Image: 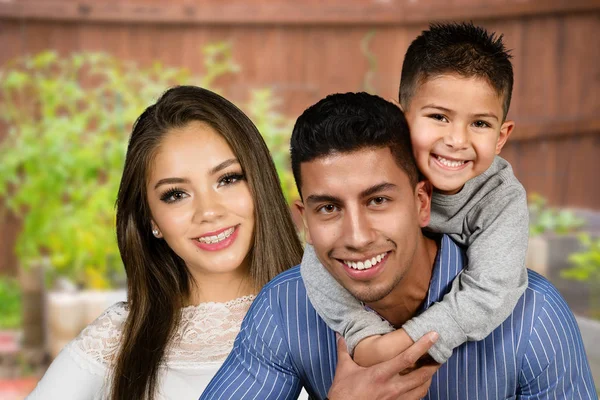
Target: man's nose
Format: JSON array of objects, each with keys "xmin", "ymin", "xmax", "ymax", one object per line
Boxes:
[{"xmin": 342, "ymin": 209, "xmax": 376, "ymax": 251}]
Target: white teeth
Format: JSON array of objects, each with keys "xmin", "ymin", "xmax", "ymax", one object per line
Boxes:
[
  {"xmin": 197, "ymin": 227, "xmax": 235, "ymax": 244},
  {"xmin": 343, "ymin": 252, "xmax": 387, "ymax": 271},
  {"xmin": 436, "ymin": 155, "xmax": 466, "ymax": 168}
]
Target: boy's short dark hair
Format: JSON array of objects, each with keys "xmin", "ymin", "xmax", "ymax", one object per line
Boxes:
[
  {"xmin": 290, "ymin": 92, "xmax": 419, "ymax": 198},
  {"xmin": 399, "ymin": 22, "xmax": 514, "ymax": 120}
]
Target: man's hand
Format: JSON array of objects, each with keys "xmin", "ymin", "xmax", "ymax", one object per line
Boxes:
[{"xmin": 328, "ymin": 332, "xmax": 440, "ymax": 400}]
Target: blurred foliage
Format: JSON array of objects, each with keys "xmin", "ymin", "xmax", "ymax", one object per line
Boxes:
[
  {"xmin": 246, "ymin": 89, "xmax": 298, "ymax": 203},
  {"xmin": 360, "ymin": 30, "xmax": 378, "ymax": 94},
  {"xmin": 0, "ymin": 276, "xmax": 21, "ymax": 329},
  {"xmin": 562, "ymin": 234, "xmax": 600, "ymax": 318},
  {"xmin": 528, "ymin": 193, "xmax": 585, "ymax": 237},
  {"xmin": 0, "ymin": 43, "xmax": 252, "ymax": 289}
]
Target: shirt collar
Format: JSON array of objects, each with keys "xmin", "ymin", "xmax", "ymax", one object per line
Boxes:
[{"xmin": 420, "ymin": 234, "xmax": 467, "ymax": 313}]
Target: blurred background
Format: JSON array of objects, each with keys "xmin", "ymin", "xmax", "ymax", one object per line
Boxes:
[{"xmin": 0, "ymin": 0, "xmax": 599, "ymax": 397}]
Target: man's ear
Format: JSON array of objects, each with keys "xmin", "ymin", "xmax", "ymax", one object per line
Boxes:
[
  {"xmin": 294, "ymin": 200, "xmax": 312, "ymax": 245},
  {"xmin": 390, "ymin": 98, "xmax": 403, "ymax": 111},
  {"xmin": 415, "ymin": 180, "xmax": 433, "ymax": 228},
  {"xmin": 496, "ymin": 120, "xmax": 515, "ymax": 154}
]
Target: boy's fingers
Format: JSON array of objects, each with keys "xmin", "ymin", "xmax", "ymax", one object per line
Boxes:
[
  {"xmin": 335, "ymin": 334, "xmax": 353, "ymax": 364},
  {"xmin": 381, "ymin": 331, "xmax": 438, "ymax": 377}
]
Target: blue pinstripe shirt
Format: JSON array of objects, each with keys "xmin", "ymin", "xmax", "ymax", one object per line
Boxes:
[{"xmin": 202, "ymin": 235, "xmax": 597, "ymax": 399}]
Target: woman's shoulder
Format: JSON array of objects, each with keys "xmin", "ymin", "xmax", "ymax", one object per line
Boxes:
[{"xmin": 67, "ymin": 302, "xmax": 129, "ymax": 370}]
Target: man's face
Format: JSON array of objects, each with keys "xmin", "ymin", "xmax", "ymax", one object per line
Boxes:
[{"xmin": 295, "ymin": 147, "xmax": 432, "ymax": 303}]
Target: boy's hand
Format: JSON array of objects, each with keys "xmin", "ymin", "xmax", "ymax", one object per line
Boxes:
[
  {"xmin": 354, "ymin": 328, "xmax": 415, "ymax": 367},
  {"xmin": 328, "ymin": 333, "xmax": 440, "ymax": 400}
]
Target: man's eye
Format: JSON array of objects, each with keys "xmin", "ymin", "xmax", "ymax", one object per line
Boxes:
[
  {"xmin": 370, "ymin": 197, "xmax": 387, "ymax": 206},
  {"xmin": 317, "ymin": 204, "xmax": 338, "ymax": 214}
]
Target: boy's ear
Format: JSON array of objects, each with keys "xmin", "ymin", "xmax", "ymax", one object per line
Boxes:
[
  {"xmin": 496, "ymin": 120, "xmax": 515, "ymax": 154},
  {"xmin": 293, "ymin": 200, "xmax": 312, "ymax": 244}
]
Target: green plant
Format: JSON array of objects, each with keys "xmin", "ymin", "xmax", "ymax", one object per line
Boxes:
[
  {"xmin": 0, "ymin": 44, "xmax": 238, "ymax": 289},
  {"xmin": 562, "ymin": 233, "xmax": 600, "ymax": 318},
  {"xmin": 245, "ymin": 89, "xmax": 297, "ymax": 203},
  {"xmin": 0, "ymin": 276, "xmax": 21, "ymax": 329},
  {"xmin": 528, "ymin": 193, "xmax": 585, "ymax": 237}
]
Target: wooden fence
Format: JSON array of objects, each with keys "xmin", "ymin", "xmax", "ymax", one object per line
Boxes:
[{"xmin": 0, "ymin": 0, "xmax": 599, "ymax": 273}]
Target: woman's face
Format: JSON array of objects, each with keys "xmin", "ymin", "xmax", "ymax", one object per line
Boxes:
[{"xmin": 146, "ymin": 121, "xmax": 255, "ymax": 279}]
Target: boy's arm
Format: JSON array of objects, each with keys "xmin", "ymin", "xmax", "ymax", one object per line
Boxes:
[
  {"xmin": 300, "ymin": 244, "xmax": 394, "ymax": 354},
  {"xmin": 201, "ymin": 293, "xmax": 302, "ymax": 400},
  {"xmin": 403, "ymin": 183, "xmax": 529, "ymax": 363}
]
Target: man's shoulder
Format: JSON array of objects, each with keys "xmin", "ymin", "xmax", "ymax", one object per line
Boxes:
[
  {"xmin": 522, "ymin": 269, "xmax": 577, "ymax": 326},
  {"xmin": 250, "ymin": 265, "xmax": 308, "ymax": 313}
]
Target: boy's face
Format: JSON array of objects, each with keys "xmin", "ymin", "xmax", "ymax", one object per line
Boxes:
[
  {"xmin": 404, "ymin": 74, "xmax": 514, "ymax": 194},
  {"xmin": 295, "ymin": 147, "xmax": 432, "ymax": 304}
]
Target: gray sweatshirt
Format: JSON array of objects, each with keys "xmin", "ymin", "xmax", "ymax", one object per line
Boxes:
[{"xmin": 300, "ymin": 156, "xmax": 529, "ymax": 363}]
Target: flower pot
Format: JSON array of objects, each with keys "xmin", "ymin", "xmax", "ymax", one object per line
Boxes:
[{"xmin": 46, "ymin": 289, "xmax": 126, "ymax": 359}]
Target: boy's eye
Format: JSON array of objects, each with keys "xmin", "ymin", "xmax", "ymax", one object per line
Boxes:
[
  {"xmin": 429, "ymin": 114, "xmax": 448, "ymax": 123},
  {"xmin": 160, "ymin": 188, "xmax": 188, "ymax": 204},
  {"xmin": 472, "ymin": 120, "xmax": 491, "ymax": 128},
  {"xmin": 317, "ymin": 204, "xmax": 338, "ymax": 214},
  {"xmin": 218, "ymin": 173, "xmax": 245, "ymax": 187}
]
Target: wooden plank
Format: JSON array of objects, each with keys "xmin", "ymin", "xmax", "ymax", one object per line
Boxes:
[
  {"xmin": 511, "ymin": 118, "xmax": 600, "ymax": 142},
  {"xmin": 0, "ymin": 0, "xmax": 599, "ymax": 25}
]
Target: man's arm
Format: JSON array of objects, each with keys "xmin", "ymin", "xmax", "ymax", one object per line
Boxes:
[
  {"xmin": 201, "ymin": 293, "xmax": 302, "ymax": 400},
  {"xmin": 329, "ymin": 333, "xmax": 441, "ymax": 400},
  {"xmin": 518, "ymin": 275, "xmax": 597, "ymax": 399}
]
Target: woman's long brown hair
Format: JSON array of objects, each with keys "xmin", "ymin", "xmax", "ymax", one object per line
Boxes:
[{"xmin": 112, "ymin": 86, "xmax": 303, "ymax": 399}]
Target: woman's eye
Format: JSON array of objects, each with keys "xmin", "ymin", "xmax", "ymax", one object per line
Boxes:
[
  {"xmin": 160, "ymin": 189, "xmax": 188, "ymax": 204},
  {"xmin": 218, "ymin": 173, "xmax": 244, "ymax": 187}
]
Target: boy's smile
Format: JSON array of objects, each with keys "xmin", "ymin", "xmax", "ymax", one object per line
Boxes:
[{"xmin": 404, "ymin": 74, "xmax": 514, "ymax": 195}]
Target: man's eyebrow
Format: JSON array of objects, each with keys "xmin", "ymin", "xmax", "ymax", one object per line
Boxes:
[
  {"xmin": 210, "ymin": 158, "xmax": 239, "ymax": 175},
  {"xmin": 154, "ymin": 177, "xmax": 190, "ymax": 189},
  {"xmin": 360, "ymin": 182, "xmax": 397, "ymax": 198},
  {"xmin": 305, "ymin": 194, "xmax": 342, "ymax": 206},
  {"xmin": 305, "ymin": 183, "xmax": 397, "ymax": 205}
]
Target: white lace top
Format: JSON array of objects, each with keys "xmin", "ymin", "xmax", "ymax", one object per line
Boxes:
[{"xmin": 27, "ymin": 296, "xmax": 256, "ymax": 400}]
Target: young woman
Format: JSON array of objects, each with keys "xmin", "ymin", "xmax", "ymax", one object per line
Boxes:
[{"xmin": 27, "ymin": 86, "xmax": 303, "ymax": 399}]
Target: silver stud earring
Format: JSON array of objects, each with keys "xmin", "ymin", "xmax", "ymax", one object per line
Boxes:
[{"xmin": 152, "ymin": 229, "xmax": 160, "ymax": 237}]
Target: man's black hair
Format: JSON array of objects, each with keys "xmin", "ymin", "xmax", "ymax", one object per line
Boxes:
[
  {"xmin": 399, "ymin": 22, "xmax": 514, "ymax": 119},
  {"xmin": 290, "ymin": 92, "xmax": 419, "ymax": 198}
]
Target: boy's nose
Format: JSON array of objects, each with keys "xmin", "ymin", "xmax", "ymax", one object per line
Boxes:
[{"xmin": 443, "ymin": 126, "xmax": 469, "ymax": 149}]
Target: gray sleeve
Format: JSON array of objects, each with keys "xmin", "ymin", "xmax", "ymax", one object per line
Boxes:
[
  {"xmin": 403, "ymin": 184, "xmax": 529, "ymax": 363},
  {"xmin": 300, "ymin": 244, "xmax": 393, "ymax": 354}
]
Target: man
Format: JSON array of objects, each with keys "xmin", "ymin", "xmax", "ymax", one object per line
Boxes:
[{"xmin": 201, "ymin": 93, "xmax": 596, "ymax": 399}]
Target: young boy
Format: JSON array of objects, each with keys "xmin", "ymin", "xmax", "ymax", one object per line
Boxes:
[{"xmin": 300, "ymin": 22, "xmax": 529, "ymax": 365}]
